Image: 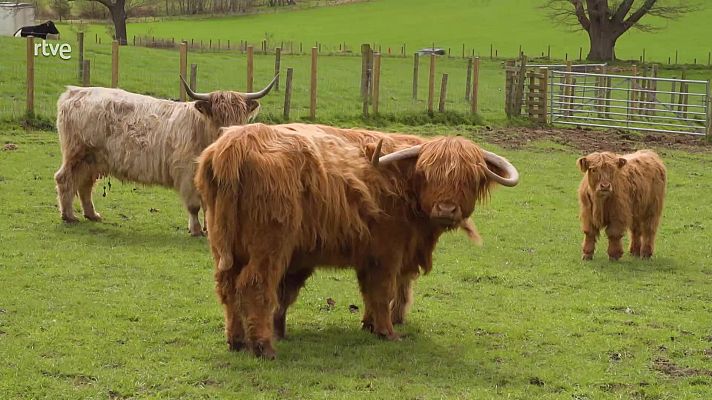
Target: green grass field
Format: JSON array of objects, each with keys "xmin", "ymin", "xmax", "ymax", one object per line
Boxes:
[
  {"xmin": 2, "ymin": 1, "xmax": 712, "ymax": 398},
  {"xmin": 1, "ymin": 123, "xmax": 711, "ymax": 399},
  {"xmin": 70, "ymin": 0, "xmax": 712, "ymax": 64}
]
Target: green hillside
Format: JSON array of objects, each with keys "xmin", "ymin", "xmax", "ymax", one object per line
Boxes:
[{"xmin": 70, "ymin": 0, "xmax": 712, "ymax": 63}]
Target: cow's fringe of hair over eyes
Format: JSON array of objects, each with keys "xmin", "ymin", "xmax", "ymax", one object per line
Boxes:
[
  {"xmin": 208, "ymin": 92, "xmax": 258, "ymax": 127},
  {"xmin": 417, "ymin": 136, "xmax": 494, "ymax": 206}
]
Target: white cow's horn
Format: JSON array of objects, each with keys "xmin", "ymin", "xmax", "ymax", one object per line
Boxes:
[
  {"xmin": 180, "ymin": 75, "xmax": 210, "ymax": 101},
  {"xmin": 482, "ymin": 150, "xmax": 519, "ymax": 187}
]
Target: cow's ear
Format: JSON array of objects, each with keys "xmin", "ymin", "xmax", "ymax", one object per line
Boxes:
[
  {"xmin": 577, "ymin": 156, "xmax": 589, "ymax": 172},
  {"xmin": 194, "ymin": 100, "xmax": 212, "ymax": 116},
  {"xmin": 617, "ymin": 157, "xmax": 627, "ymax": 168},
  {"xmin": 246, "ymin": 100, "xmax": 260, "ymax": 114}
]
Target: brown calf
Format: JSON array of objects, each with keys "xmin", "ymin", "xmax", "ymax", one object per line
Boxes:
[{"xmin": 577, "ymin": 150, "xmax": 666, "ymax": 261}]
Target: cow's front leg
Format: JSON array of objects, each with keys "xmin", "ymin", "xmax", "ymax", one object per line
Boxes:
[
  {"xmin": 237, "ymin": 253, "xmax": 289, "ymax": 360},
  {"xmin": 179, "ymin": 178, "xmax": 203, "ymax": 236},
  {"xmin": 274, "ymin": 267, "xmax": 314, "ymax": 340},
  {"xmin": 391, "ymin": 272, "xmax": 417, "ymax": 325},
  {"xmin": 187, "ymin": 205, "xmax": 203, "ymax": 236},
  {"xmin": 357, "ymin": 261, "xmax": 400, "ymax": 341},
  {"xmin": 581, "ymin": 227, "xmax": 599, "ymax": 261}
]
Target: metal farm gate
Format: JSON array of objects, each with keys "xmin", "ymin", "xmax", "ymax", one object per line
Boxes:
[{"xmin": 550, "ymin": 70, "xmax": 711, "ymax": 136}]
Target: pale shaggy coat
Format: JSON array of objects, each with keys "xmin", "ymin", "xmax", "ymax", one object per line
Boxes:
[{"xmin": 54, "ymin": 86, "xmax": 258, "ymax": 235}]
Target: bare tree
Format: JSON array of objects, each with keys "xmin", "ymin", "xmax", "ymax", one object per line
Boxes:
[{"xmin": 543, "ymin": 0, "xmax": 701, "ymax": 61}]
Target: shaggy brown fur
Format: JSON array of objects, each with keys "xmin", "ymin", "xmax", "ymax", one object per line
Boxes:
[
  {"xmin": 54, "ymin": 86, "xmax": 262, "ymax": 235},
  {"xmin": 577, "ymin": 149, "xmax": 666, "ymax": 261},
  {"xmin": 271, "ymin": 124, "xmax": 485, "ymax": 333},
  {"xmin": 196, "ymin": 123, "xmax": 516, "ymax": 359}
]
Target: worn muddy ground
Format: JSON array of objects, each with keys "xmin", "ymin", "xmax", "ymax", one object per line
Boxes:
[{"xmin": 475, "ymin": 126, "xmax": 711, "ymax": 154}]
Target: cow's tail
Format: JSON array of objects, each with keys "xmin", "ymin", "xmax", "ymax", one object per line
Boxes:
[{"xmin": 195, "ymin": 141, "xmax": 241, "ymax": 271}]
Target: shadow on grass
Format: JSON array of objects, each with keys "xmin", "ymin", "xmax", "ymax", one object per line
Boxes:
[
  {"xmin": 210, "ymin": 323, "xmax": 510, "ymax": 389},
  {"xmin": 52, "ymin": 219, "xmax": 205, "ymax": 250}
]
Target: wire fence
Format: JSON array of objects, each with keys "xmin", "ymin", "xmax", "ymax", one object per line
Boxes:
[
  {"xmin": 0, "ymin": 36, "xmax": 501, "ymax": 123},
  {"xmin": 551, "ymin": 70, "xmax": 711, "ymax": 136}
]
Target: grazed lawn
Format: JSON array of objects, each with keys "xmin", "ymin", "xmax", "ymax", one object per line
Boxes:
[{"xmin": 1, "ymin": 123, "xmax": 711, "ymax": 399}]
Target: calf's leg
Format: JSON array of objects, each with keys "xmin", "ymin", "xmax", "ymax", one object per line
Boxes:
[
  {"xmin": 581, "ymin": 228, "xmax": 599, "ymax": 261},
  {"xmin": 605, "ymin": 223, "xmax": 626, "ymax": 261},
  {"xmin": 629, "ymin": 225, "xmax": 642, "ymax": 258}
]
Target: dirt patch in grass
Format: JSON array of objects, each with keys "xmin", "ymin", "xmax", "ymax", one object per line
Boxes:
[
  {"xmin": 476, "ymin": 127, "xmax": 711, "ymax": 154},
  {"xmin": 653, "ymin": 357, "xmax": 712, "ymax": 378}
]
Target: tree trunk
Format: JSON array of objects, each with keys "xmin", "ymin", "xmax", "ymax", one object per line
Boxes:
[
  {"xmin": 110, "ymin": 4, "xmax": 128, "ymax": 45},
  {"xmin": 586, "ymin": 29, "xmax": 619, "ymax": 61}
]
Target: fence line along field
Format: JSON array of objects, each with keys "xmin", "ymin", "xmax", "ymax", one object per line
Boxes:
[{"xmin": 3, "ymin": 35, "xmax": 712, "ymax": 131}]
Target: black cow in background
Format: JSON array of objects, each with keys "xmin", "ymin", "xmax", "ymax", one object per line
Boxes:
[{"xmin": 14, "ymin": 21, "xmax": 60, "ymax": 39}]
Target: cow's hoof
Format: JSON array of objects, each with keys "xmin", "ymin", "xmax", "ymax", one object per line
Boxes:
[
  {"xmin": 62, "ymin": 215, "xmax": 79, "ymax": 224},
  {"xmin": 608, "ymin": 254, "xmax": 622, "ymax": 261},
  {"xmin": 361, "ymin": 321, "xmax": 374, "ymax": 333},
  {"xmin": 641, "ymin": 253, "xmax": 652, "ymax": 260},
  {"xmin": 252, "ymin": 342, "xmax": 276, "ymax": 360},
  {"xmin": 582, "ymin": 253, "xmax": 593, "ymax": 261},
  {"xmin": 190, "ymin": 229, "xmax": 205, "ymax": 237},
  {"xmin": 227, "ymin": 340, "xmax": 247, "ymax": 352},
  {"xmin": 84, "ymin": 213, "xmax": 102, "ymax": 222}
]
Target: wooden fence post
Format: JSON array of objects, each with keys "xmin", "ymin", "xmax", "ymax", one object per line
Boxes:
[
  {"xmin": 77, "ymin": 32, "xmax": 84, "ymax": 81},
  {"xmin": 274, "ymin": 47, "xmax": 281, "ymax": 92},
  {"xmin": 412, "ymin": 53, "xmax": 419, "ymax": 100},
  {"xmin": 190, "ymin": 64, "xmax": 197, "ymax": 91},
  {"xmin": 505, "ymin": 60, "xmax": 515, "ymax": 117},
  {"xmin": 361, "ymin": 44, "xmax": 372, "ymax": 100},
  {"xmin": 111, "ymin": 40, "xmax": 119, "ymax": 88},
  {"xmin": 372, "ymin": 52, "xmax": 381, "ymax": 114},
  {"xmin": 283, "ymin": 67, "xmax": 293, "ymax": 120},
  {"xmin": 82, "ymin": 60, "xmax": 90, "ymax": 87},
  {"xmin": 540, "ymin": 67, "xmax": 548, "ymax": 124},
  {"xmin": 310, "ymin": 47, "xmax": 317, "ymax": 119},
  {"xmin": 427, "ymin": 54, "xmax": 436, "ymax": 113},
  {"xmin": 471, "ymin": 57, "xmax": 480, "ymax": 114},
  {"xmin": 26, "ymin": 36, "xmax": 34, "ymax": 115},
  {"xmin": 465, "ymin": 58, "xmax": 473, "ymax": 101},
  {"xmin": 514, "ymin": 54, "xmax": 528, "ymax": 116},
  {"xmin": 179, "ymin": 41, "xmax": 187, "ymax": 101},
  {"xmin": 438, "ymin": 73, "xmax": 448, "ymax": 112},
  {"xmin": 247, "ymin": 45, "xmax": 254, "ymax": 92}
]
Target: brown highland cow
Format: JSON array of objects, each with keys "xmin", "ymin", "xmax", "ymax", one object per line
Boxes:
[
  {"xmin": 577, "ymin": 150, "xmax": 666, "ymax": 261},
  {"xmin": 195, "ymin": 123, "xmax": 519, "ymax": 359}
]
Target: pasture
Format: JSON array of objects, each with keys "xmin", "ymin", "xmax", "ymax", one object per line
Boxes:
[
  {"xmin": 1, "ymin": 122, "xmax": 712, "ymax": 398},
  {"xmin": 71, "ymin": 0, "xmax": 712, "ymax": 63},
  {"xmin": 2, "ymin": 0, "xmax": 712, "ymax": 398}
]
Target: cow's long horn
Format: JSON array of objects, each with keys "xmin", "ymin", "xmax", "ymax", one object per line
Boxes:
[
  {"xmin": 180, "ymin": 75, "xmax": 210, "ymax": 101},
  {"xmin": 377, "ymin": 145, "xmax": 422, "ymax": 165},
  {"xmin": 482, "ymin": 150, "xmax": 519, "ymax": 187},
  {"xmin": 371, "ymin": 139, "xmax": 384, "ymax": 167},
  {"xmin": 243, "ymin": 74, "xmax": 279, "ymax": 100}
]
